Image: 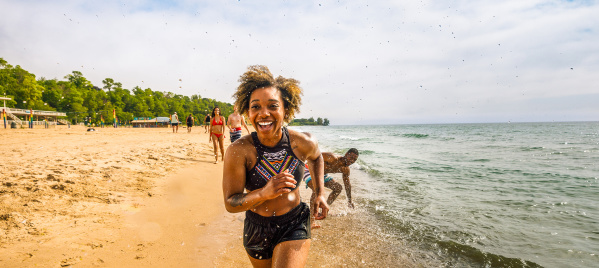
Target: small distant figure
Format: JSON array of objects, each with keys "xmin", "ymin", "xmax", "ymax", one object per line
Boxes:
[
  {"xmin": 209, "ymin": 107, "xmax": 226, "ymax": 163},
  {"xmin": 305, "ymin": 148, "xmax": 359, "ymax": 228},
  {"xmin": 171, "ymin": 112, "xmax": 179, "ymax": 133},
  {"xmin": 186, "ymin": 113, "xmax": 194, "ymax": 133},
  {"xmin": 227, "ymin": 106, "xmax": 250, "ymax": 143},
  {"xmin": 204, "ymin": 114, "xmax": 211, "ymax": 133}
]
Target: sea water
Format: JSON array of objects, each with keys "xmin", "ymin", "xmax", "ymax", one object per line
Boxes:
[{"xmin": 292, "ymin": 122, "xmax": 599, "ymax": 267}]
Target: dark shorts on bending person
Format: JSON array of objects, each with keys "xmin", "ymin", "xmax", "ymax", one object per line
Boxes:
[
  {"xmin": 187, "ymin": 123, "xmax": 192, "ymax": 127},
  {"xmin": 243, "ymin": 202, "xmax": 311, "ymax": 260}
]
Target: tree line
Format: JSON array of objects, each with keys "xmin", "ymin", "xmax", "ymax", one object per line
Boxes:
[
  {"xmin": 289, "ymin": 117, "xmax": 330, "ymax": 126},
  {"xmin": 0, "ymin": 57, "xmax": 232, "ymax": 124}
]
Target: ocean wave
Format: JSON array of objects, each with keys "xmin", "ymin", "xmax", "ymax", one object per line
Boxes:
[
  {"xmin": 389, "ymin": 133, "xmax": 430, "ymax": 139},
  {"xmin": 362, "ymin": 199, "xmax": 544, "ymax": 268},
  {"xmin": 520, "ymin": 146, "xmax": 545, "ymax": 151},
  {"xmin": 401, "ymin": 133, "xmax": 429, "ymax": 139},
  {"xmin": 339, "ymin": 135, "xmax": 365, "ymax": 141},
  {"xmin": 358, "ymin": 150, "xmax": 375, "ymax": 155},
  {"xmin": 356, "ymin": 165, "xmax": 383, "ymax": 177},
  {"xmin": 435, "ymin": 240, "xmax": 543, "ymax": 268}
]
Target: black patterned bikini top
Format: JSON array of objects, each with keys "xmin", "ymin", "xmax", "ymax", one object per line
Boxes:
[{"xmin": 246, "ymin": 127, "xmax": 305, "ymax": 191}]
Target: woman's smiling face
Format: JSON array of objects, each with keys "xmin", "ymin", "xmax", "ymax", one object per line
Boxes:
[{"xmin": 248, "ymin": 86, "xmax": 285, "ymax": 137}]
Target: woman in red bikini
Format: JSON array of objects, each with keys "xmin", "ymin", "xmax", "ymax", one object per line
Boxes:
[{"xmin": 209, "ymin": 106, "xmax": 226, "ymax": 163}]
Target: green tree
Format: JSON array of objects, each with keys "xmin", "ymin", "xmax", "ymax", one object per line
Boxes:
[
  {"xmin": 1, "ymin": 58, "xmax": 237, "ymax": 124},
  {"xmin": 102, "ymin": 78, "xmax": 115, "ymax": 91},
  {"xmin": 39, "ymin": 78, "xmax": 62, "ymax": 109}
]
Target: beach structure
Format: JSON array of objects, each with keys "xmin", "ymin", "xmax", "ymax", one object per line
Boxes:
[
  {"xmin": 131, "ymin": 117, "xmax": 170, "ymax": 128},
  {"xmin": 1, "ymin": 97, "xmax": 67, "ymax": 128}
]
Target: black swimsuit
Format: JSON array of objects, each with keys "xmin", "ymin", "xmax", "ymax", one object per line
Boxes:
[
  {"xmin": 246, "ymin": 127, "xmax": 304, "ymax": 191},
  {"xmin": 243, "ymin": 127, "xmax": 311, "ymax": 260}
]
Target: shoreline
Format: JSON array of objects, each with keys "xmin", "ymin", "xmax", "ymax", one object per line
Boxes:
[{"xmin": 0, "ymin": 125, "xmax": 418, "ymax": 267}]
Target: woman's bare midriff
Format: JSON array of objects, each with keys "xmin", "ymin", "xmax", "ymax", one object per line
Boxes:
[{"xmin": 251, "ymin": 191, "xmax": 301, "ymax": 217}]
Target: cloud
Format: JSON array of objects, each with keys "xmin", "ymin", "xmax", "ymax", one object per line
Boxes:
[{"xmin": 1, "ymin": 0, "xmax": 598, "ymax": 124}]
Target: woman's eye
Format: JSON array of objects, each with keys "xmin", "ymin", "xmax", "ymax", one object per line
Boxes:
[{"xmin": 251, "ymin": 105, "xmax": 259, "ymax": 109}]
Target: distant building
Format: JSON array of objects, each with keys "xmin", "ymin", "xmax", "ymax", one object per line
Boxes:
[{"xmin": 131, "ymin": 117, "xmax": 170, "ymax": 128}]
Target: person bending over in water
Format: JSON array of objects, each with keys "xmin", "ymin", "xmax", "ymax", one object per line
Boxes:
[
  {"xmin": 305, "ymin": 148, "xmax": 359, "ymax": 228},
  {"xmin": 223, "ymin": 65, "xmax": 329, "ymax": 267}
]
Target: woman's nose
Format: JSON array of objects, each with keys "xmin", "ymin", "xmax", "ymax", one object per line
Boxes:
[{"xmin": 258, "ymin": 107, "xmax": 270, "ymax": 117}]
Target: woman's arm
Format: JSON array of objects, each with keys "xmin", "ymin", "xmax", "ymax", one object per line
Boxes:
[
  {"xmin": 208, "ymin": 120, "xmax": 213, "ymax": 142},
  {"xmin": 221, "ymin": 115, "xmax": 229, "ymax": 138},
  {"xmin": 291, "ymin": 130, "xmax": 329, "ymax": 220},
  {"xmin": 306, "ymin": 150, "xmax": 328, "ymax": 220},
  {"xmin": 222, "ymin": 140, "xmax": 297, "ymax": 213},
  {"xmin": 226, "ymin": 115, "xmax": 232, "ymax": 132},
  {"xmin": 241, "ymin": 116, "xmax": 250, "ymax": 133}
]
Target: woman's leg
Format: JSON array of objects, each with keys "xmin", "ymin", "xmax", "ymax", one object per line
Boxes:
[
  {"xmin": 271, "ymin": 239, "xmax": 311, "ymax": 268},
  {"xmin": 211, "ymin": 134, "xmax": 218, "ymax": 163},
  {"xmin": 247, "ymin": 255, "xmax": 272, "ymax": 268},
  {"xmin": 218, "ymin": 135, "xmax": 225, "ymax": 161},
  {"xmin": 307, "ymin": 181, "xmax": 320, "ymax": 229}
]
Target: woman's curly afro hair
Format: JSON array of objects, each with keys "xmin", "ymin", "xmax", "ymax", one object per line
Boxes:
[{"xmin": 233, "ymin": 65, "xmax": 302, "ymax": 123}]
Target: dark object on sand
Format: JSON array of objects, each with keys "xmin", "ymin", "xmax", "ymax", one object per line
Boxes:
[{"xmin": 87, "ymin": 128, "xmax": 96, "ymax": 132}]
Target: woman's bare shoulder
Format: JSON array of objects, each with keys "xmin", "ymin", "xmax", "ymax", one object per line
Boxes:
[
  {"xmin": 288, "ymin": 129, "xmax": 319, "ymax": 160},
  {"xmin": 288, "ymin": 129, "xmax": 316, "ymax": 145},
  {"xmin": 226, "ymin": 135, "xmax": 256, "ymax": 161},
  {"xmin": 229, "ymin": 134, "xmax": 254, "ymax": 150}
]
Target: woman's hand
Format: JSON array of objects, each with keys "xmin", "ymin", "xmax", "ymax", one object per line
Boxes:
[
  {"xmin": 259, "ymin": 170, "xmax": 297, "ymax": 200},
  {"xmin": 312, "ymin": 194, "xmax": 329, "ymax": 220}
]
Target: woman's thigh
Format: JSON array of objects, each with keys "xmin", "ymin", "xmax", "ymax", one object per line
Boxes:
[
  {"xmin": 247, "ymin": 255, "xmax": 272, "ymax": 268},
  {"xmin": 271, "ymin": 239, "xmax": 311, "ymax": 268},
  {"xmin": 211, "ymin": 136, "xmax": 218, "ymax": 148}
]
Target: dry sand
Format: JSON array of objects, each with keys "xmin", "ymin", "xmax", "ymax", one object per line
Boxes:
[{"xmin": 0, "ymin": 125, "xmax": 251, "ymax": 267}]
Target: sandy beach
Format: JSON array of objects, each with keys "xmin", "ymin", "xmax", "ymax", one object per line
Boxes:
[
  {"xmin": 1, "ymin": 125, "xmax": 414, "ymax": 267},
  {"xmin": 0, "ymin": 125, "xmax": 251, "ymax": 267}
]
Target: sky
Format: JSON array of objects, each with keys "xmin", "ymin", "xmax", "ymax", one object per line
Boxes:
[{"xmin": 1, "ymin": 0, "xmax": 598, "ymax": 125}]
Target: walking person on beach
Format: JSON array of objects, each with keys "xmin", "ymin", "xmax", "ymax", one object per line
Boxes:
[
  {"xmin": 186, "ymin": 113, "xmax": 194, "ymax": 133},
  {"xmin": 209, "ymin": 107, "xmax": 226, "ymax": 164},
  {"xmin": 223, "ymin": 65, "xmax": 329, "ymax": 267},
  {"xmin": 304, "ymin": 149, "xmax": 359, "ymax": 228},
  {"xmin": 204, "ymin": 114, "xmax": 211, "ymax": 133},
  {"xmin": 227, "ymin": 106, "xmax": 250, "ymax": 143},
  {"xmin": 171, "ymin": 112, "xmax": 179, "ymax": 133}
]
